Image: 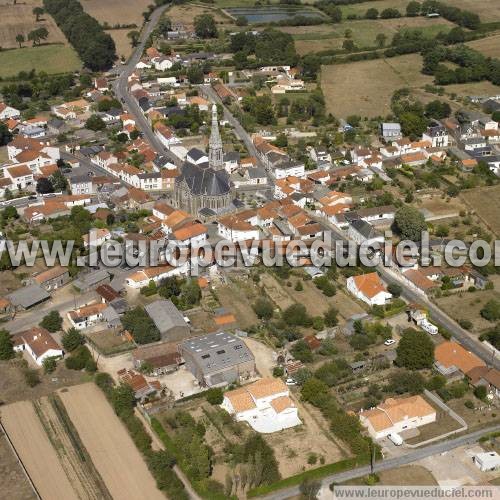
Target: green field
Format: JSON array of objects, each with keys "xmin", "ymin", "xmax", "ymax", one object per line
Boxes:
[
  {"xmin": 0, "ymin": 44, "xmax": 81, "ymax": 78},
  {"xmin": 284, "ymin": 18, "xmax": 453, "ymax": 55}
]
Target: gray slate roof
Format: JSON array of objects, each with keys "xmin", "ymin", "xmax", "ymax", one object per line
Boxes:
[
  {"xmin": 144, "ymin": 299, "xmax": 187, "ymax": 334},
  {"xmin": 177, "ymin": 161, "xmax": 230, "ymax": 196},
  {"xmin": 7, "ymin": 284, "xmax": 50, "ymax": 308},
  {"xmin": 180, "ymin": 331, "xmax": 254, "ymax": 375}
]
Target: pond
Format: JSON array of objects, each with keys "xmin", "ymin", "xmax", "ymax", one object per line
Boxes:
[{"xmin": 226, "ymin": 6, "xmax": 326, "ymax": 24}]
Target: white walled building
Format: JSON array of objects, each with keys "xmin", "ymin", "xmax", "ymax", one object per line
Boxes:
[
  {"xmin": 346, "ymin": 272, "xmax": 392, "ymax": 306},
  {"xmin": 359, "ymin": 395, "xmax": 436, "ymax": 440},
  {"xmin": 221, "ymin": 378, "xmax": 301, "ymax": 433}
]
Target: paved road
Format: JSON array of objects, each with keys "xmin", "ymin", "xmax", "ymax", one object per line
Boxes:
[
  {"xmin": 111, "ymin": 5, "xmax": 182, "ymax": 168},
  {"xmin": 260, "ymin": 424, "xmax": 500, "ymax": 500},
  {"xmin": 312, "ymin": 211, "xmax": 499, "ymax": 370}
]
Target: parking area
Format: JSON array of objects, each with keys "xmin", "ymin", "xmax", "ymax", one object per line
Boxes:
[{"xmin": 416, "ymin": 445, "xmax": 498, "ymax": 487}]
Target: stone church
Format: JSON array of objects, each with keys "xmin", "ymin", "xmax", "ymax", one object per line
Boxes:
[{"xmin": 175, "ymin": 105, "xmax": 232, "ymax": 216}]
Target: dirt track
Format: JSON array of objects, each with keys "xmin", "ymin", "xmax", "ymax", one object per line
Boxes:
[
  {"xmin": 1, "ymin": 401, "xmax": 78, "ymax": 500},
  {"xmin": 58, "ymin": 383, "xmax": 164, "ymax": 500}
]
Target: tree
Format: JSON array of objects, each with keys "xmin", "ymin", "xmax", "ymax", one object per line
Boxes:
[
  {"xmin": 291, "ymin": 340, "xmax": 313, "ymax": 363},
  {"xmin": 365, "ymin": 8, "xmax": 379, "ymax": 19},
  {"xmin": 33, "ymin": 7, "xmax": 44, "ymax": 21},
  {"xmin": 187, "ymin": 65, "xmax": 204, "ymax": 84},
  {"xmin": 324, "ymin": 306, "xmax": 338, "ymax": 327},
  {"xmin": 111, "ymin": 383, "xmax": 136, "ymax": 416},
  {"xmin": 206, "ymin": 387, "xmax": 223, "ymax": 405},
  {"xmin": 15, "ymin": 34, "xmax": 24, "ymax": 48},
  {"xmin": 284, "ymin": 303, "xmax": 310, "ymax": 326},
  {"xmin": 425, "ymin": 100, "xmax": 451, "ymax": 119},
  {"xmin": 194, "ymin": 14, "xmax": 217, "ymax": 39},
  {"xmin": 375, "ymin": 33, "xmax": 387, "ymax": 48},
  {"xmin": 122, "ymin": 307, "xmax": 160, "ymax": 344},
  {"xmin": 0, "ymin": 122, "xmax": 12, "ymax": 146},
  {"xmin": 40, "ymin": 311, "xmax": 63, "ymax": 332},
  {"xmin": 253, "ymin": 298, "xmax": 274, "ymax": 320},
  {"xmin": 394, "ymin": 205, "xmax": 427, "ymax": 241},
  {"xmin": 388, "ymin": 370, "xmax": 425, "ymax": 394},
  {"xmin": 50, "ymin": 170, "xmax": 68, "ymax": 192},
  {"xmin": 36, "ymin": 177, "xmax": 54, "ymax": 194},
  {"xmin": 480, "ymin": 300, "xmax": 500, "ymax": 322},
  {"xmin": 406, "ymin": 1, "xmax": 421, "ymax": 17},
  {"xmin": 396, "ymin": 328, "xmax": 434, "ymax": 370},
  {"xmin": 473, "ymin": 385, "xmax": 487, "ymax": 401},
  {"xmin": 27, "ymin": 29, "xmax": 40, "ymax": 46},
  {"xmin": 300, "ymin": 478, "xmax": 321, "ymax": 499},
  {"xmin": 387, "ymin": 283, "xmax": 402, "ymax": 297},
  {"xmin": 0, "ymin": 329, "xmax": 14, "ymax": 360},
  {"xmin": 62, "ymin": 328, "xmax": 84, "ymax": 352},
  {"xmin": 85, "ymin": 114, "xmax": 106, "ymax": 131},
  {"xmin": 127, "ymin": 30, "xmax": 140, "ymax": 47}
]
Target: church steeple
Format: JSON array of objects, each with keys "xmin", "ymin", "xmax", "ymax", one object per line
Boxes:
[{"xmin": 208, "ymin": 104, "xmax": 224, "ymax": 170}]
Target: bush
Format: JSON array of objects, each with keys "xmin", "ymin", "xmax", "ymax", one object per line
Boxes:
[
  {"xmin": 23, "ymin": 367, "xmax": 40, "ymax": 387},
  {"xmin": 474, "ymin": 385, "xmax": 488, "ymax": 401},
  {"xmin": 291, "ymin": 339, "xmax": 313, "ymax": 363},
  {"xmin": 65, "ymin": 345, "xmax": 92, "ymax": 370},
  {"xmin": 253, "ymin": 298, "xmax": 274, "ymax": 320},
  {"xmin": 42, "ymin": 356, "xmax": 57, "ymax": 374},
  {"xmin": 464, "ymin": 399, "xmax": 475, "ymax": 409},
  {"xmin": 273, "ymin": 366, "xmax": 284, "ymax": 377},
  {"xmin": 61, "ymin": 328, "xmax": 84, "ymax": 352},
  {"xmin": 206, "ymin": 387, "xmax": 223, "ymax": 405}
]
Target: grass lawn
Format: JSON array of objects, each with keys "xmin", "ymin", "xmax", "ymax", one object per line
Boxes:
[
  {"xmin": 0, "ymin": 44, "xmax": 81, "ymax": 78},
  {"xmin": 288, "ymin": 18, "xmax": 452, "ymax": 55}
]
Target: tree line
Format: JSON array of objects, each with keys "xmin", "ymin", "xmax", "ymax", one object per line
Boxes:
[
  {"xmin": 423, "ymin": 44, "xmax": 500, "ymax": 86},
  {"xmin": 43, "ymin": 0, "xmax": 116, "ymax": 71}
]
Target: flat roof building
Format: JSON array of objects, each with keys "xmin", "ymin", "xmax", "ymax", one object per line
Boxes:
[{"xmin": 179, "ymin": 332, "xmax": 255, "ymax": 387}]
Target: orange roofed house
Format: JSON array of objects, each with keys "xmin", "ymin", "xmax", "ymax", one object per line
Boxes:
[
  {"xmin": 346, "ymin": 272, "xmax": 392, "ymax": 306},
  {"xmin": 359, "ymin": 395, "xmax": 436, "ymax": 440},
  {"xmin": 221, "ymin": 377, "xmax": 301, "ymax": 433},
  {"xmin": 434, "ymin": 340, "xmax": 486, "ymax": 378}
]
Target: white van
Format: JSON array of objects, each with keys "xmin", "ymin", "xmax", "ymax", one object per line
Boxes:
[
  {"xmin": 388, "ymin": 433, "xmax": 403, "ymax": 446},
  {"xmin": 420, "ymin": 319, "xmax": 438, "ymax": 335}
]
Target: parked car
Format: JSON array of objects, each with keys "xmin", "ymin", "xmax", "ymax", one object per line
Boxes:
[
  {"xmin": 285, "ymin": 378, "xmax": 296, "ymax": 386},
  {"xmin": 388, "ymin": 433, "xmax": 403, "ymax": 446},
  {"xmin": 384, "ymin": 339, "xmax": 396, "ymax": 346}
]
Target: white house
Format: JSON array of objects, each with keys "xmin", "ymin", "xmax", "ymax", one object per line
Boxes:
[
  {"xmin": 153, "ymin": 56, "xmax": 174, "ymax": 71},
  {"xmin": 125, "ymin": 263, "xmax": 189, "ymax": 288},
  {"xmin": 0, "ymin": 102, "xmax": 20, "ymax": 120},
  {"xmin": 171, "ymin": 222, "xmax": 208, "ymax": 247},
  {"xmin": 218, "ymin": 215, "xmax": 260, "ymax": 242},
  {"xmin": 154, "ymin": 123, "xmax": 180, "ymax": 149},
  {"xmin": 67, "ymin": 302, "xmax": 107, "ymax": 329},
  {"xmin": 359, "ymin": 395, "xmax": 436, "ymax": 440},
  {"xmin": 186, "ymin": 148, "xmax": 208, "ymax": 165},
  {"xmin": 221, "ymin": 378, "xmax": 301, "ymax": 433},
  {"xmin": 13, "ymin": 327, "xmax": 64, "ymax": 366},
  {"xmin": 4, "ymin": 165, "xmax": 35, "ymax": 191},
  {"xmin": 274, "ymin": 160, "xmax": 305, "ymax": 180},
  {"xmin": 82, "ymin": 228, "xmax": 111, "ymax": 248},
  {"xmin": 473, "ymin": 452, "xmax": 500, "ymax": 472},
  {"xmin": 422, "ymin": 122, "xmax": 449, "ymax": 148},
  {"xmin": 346, "ymin": 272, "xmax": 392, "ymax": 306}
]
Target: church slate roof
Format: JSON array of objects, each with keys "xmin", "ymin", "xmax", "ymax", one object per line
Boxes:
[{"xmin": 177, "ymin": 161, "xmax": 230, "ymax": 196}]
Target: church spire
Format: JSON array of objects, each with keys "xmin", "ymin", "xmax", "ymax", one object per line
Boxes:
[{"xmin": 209, "ymin": 104, "xmax": 224, "ymax": 170}]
